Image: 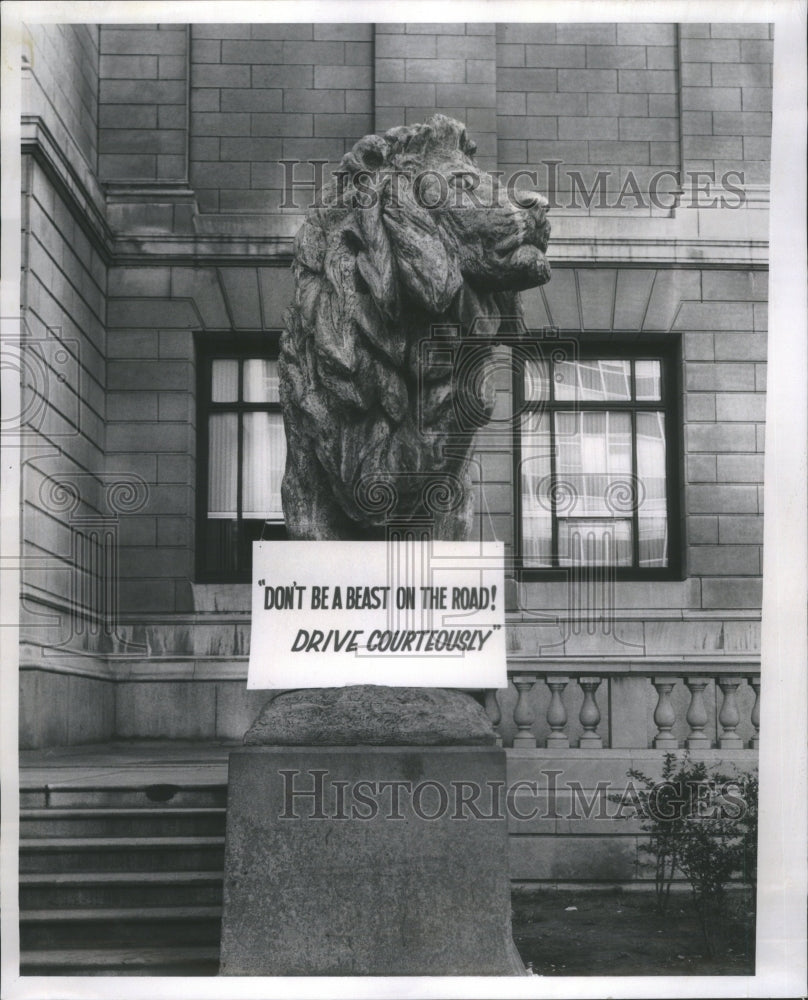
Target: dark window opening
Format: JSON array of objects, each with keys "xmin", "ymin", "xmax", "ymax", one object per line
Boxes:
[{"xmin": 196, "ymin": 333, "xmax": 286, "ymax": 581}]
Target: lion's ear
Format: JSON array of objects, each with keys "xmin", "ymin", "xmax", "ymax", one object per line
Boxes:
[
  {"xmin": 379, "ymin": 176, "xmax": 463, "ymax": 315},
  {"xmin": 340, "ymin": 133, "xmax": 388, "ymax": 176}
]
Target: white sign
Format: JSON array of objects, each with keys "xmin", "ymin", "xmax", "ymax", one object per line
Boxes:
[{"xmin": 248, "ymin": 540, "xmax": 506, "ymax": 689}]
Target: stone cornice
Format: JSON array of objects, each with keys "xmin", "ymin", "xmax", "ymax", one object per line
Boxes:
[
  {"xmin": 110, "ymin": 235, "xmax": 296, "ymax": 268},
  {"xmin": 549, "ymin": 238, "xmax": 769, "ymax": 268},
  {"xmin": 19, "ymin": 649, "xmax": 760, "ymax": 683},
  {"xmin": 22, "ymin": 115, "xmax": 769, "ymax": 270},
  {"xmin": 21, "ymin": 114, "xmax": 112, "ymax": 264}
]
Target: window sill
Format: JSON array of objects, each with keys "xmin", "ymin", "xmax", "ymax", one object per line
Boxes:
[{"xmin": 190, "ymin": 582, "xmax": 252, "ymax": 613}]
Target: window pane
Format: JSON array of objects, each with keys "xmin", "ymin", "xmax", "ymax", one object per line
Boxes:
[
  {"xmin": 555, "ymin": 359, "xmax": 631, "ymax": 401},
  {"xmin": 558, "ymin": 519, "xmax": 633, "ymax": 566},
  {"xmin": 524, "ymin": 359, "xmax": 549, "ymax": 401},
  {"xmin": 519, "ymin": 353, "xmax": 671, "ymax": 571},
  {"xmin": 208, "ymin": 413, "xmax": 238, "ymax": 516},
  {"xmin": 244, "ymin": 358, "xmax": 281, "ymax": 403},
  {"xmin": 555, "ymin": 411, "xmax": 632, "ymax": 516},
  {"xmin": 211, "ymin": 360, "xmax": 239, "ymax": 402},
  {"xmin": 519, "ymin": 410, "xmax": 552, "ymax": 566},
  {"xmin": 636, "ymin": 411, "xmax": 668, "ymax": 566},
  {"xmin": 242, "ymin": 412, "xmax": 286, "ymax": 519},
  {"xmin": 638, "ymin": 517, "xmax": 668, "ymax": 566},
  {"xmin": 635, "ymin": 359, "xmax": 661, "ymax": 401}
]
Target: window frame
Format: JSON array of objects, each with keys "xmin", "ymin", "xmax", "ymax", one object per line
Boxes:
[
  {"xmin": 195, "ymin": 331, "xmax": 286, "ymax": 583},
  {"xmin": 512, "ymin": 335, "xmax": 683, "ymax": 582}
]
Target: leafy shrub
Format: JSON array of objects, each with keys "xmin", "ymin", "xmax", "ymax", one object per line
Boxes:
[{"xmin": 613, "ymin": 752, "xmax": 758, "ymax": 957}]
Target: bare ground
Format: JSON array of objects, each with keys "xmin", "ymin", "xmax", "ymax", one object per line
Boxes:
[{"xmin": 512, "ymin": 888, "xmax": 755, "ymax": 977}]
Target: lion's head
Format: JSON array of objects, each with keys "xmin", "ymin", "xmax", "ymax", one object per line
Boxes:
[{"xmin": 280, "ymin": 114, "xmax": 551, "ymax": 540}]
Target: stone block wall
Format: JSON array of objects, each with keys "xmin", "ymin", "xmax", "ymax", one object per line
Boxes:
[
  {"xmin": 23, "ymin": 24, "xmax": 99, "ymax": 172},
  {"xmin": 98, "ymin": 25, "xmax": 188, "ymax": 183},
  {"xmin": 375, "ymin": 24, "xmax": 498, "ymax": 171},
  {"xmin": 680, "ymin": 23, "xmax": 773, "ymax": 185},
  {"xmin": 20, "ymin": 160, "xmax": 108, "ymax": 578},
  {"xmin": 496, "ymin": 22, "xmax": 680, "ymax": 202},
  {"xmin": 497, "ymin": 21, "xmax": 773, "ymax": 203},
  {"xmin": 21, "ymin": 24, "xmax": 114, "ymax": 745},
  {"xmin": 189, "ymin": 23, "xmax": 374, "ymax": 214},
  {"xmin": 506, "ymin": 748, "xmax": 758, "ymax": 886},
  {"xmin": 103, "ymin": 264, "xmax": 293, "ymax": 618}
]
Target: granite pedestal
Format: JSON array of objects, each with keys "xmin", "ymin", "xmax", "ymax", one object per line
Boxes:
[{"xmin": 219, "ymin": 745, "xmax": 524, "ymax": 976}]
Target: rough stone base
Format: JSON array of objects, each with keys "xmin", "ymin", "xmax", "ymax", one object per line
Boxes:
[
  {"xmin": 243, "ymin": 686, "xmax": 496, "ymax": 746},
  {"xmin": 219, "ymin": 746, "xmax": 525, "ymax": 976}
]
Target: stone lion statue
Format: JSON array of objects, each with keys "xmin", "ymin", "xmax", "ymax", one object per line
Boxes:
[{"xmin": 280, "ymin": 113, "xmax": 551, "ymax": 541}]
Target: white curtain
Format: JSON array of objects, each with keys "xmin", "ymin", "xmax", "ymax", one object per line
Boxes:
[
  {"xmin": 636, "ymin": 411, "xmax": 668, "ymax": 566},
  {"xmin": 519, "ymin": 410, "xmax": 552, "ymax": 566},
  {"xmin": 555, "ymin": 410, "xmax": 633, "ymax": 566},
  {"xmin": 243, "ymin": 359, "xmax": 280, "ymax": 402},
  {"xmin": 208, "ymin": 413, "xmax": 238, "ymax": 517},
  {"xmin": 556, "ymin": 410, "xmax": 632, "ymax": 515},
  {"xmin": 208, "ymin": 359, "xmax": 286, "ymax": 522},
  {"xmin": 211, "ymin": 360, "xmax": 238, "ymax": 402},
  {"xmin": 558, "ymin": 518, "xmax": 632, "ymax": 566},
  {"xmin": 242, "ymin": 412, "xmax": 286, "ymax": 519}
]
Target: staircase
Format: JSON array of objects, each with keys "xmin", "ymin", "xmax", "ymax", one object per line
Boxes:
[{"xmin": 19, "ymin": 750, "xmax": 230, "ymax": 976}]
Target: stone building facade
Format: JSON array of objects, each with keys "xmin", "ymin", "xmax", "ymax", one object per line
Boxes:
[{"xmin": 19, "ymin": 20, "xmax": 770, "ymax": 884}]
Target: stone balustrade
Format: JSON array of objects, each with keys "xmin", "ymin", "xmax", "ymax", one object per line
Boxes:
[{"xmin": 488, "ymin": 664, "xmax": 760, "ymax": 750}]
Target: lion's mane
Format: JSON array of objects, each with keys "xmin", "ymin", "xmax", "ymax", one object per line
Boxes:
[{"xmin": 279, "ymin": 114, "xmax": 550, "ymax": 540}]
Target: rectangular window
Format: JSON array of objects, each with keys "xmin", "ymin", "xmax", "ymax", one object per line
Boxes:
[
  {"xmin": 515, "ymin": 345, "xmax": 680, "ymax": 577},
  {"xmin": 197, "ymin": 335, "xmax": 286, "ymax": 580}
]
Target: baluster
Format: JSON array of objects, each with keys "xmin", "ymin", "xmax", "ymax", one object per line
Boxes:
[
  {"xmin": 652, "ymin": 676, "xmax": 679, "ymax": 749},
  {"xmin": 511, "ymin": 673, "xmax": 538, "ymax": 748},
  {"xmin": 545, "ymin": 675, "xmax": 570, "ymax": 747},
  {"xmin": 685, "ymin": 676, "xmax": 711, "ymax": 749},
  {"xmin": 717, "ymin": 676, "xmax": 744, "ymax": 748},
  {"xmin": 749, "ymin": 675, "xmax": 760, "ymax": 749},
  {"xmin": 484, "ymin": 689, "xmax": 503, "ymax": 747},
  {"xmin": 577, "ymin": 676, "xmax": 602, "ymax": 748}
]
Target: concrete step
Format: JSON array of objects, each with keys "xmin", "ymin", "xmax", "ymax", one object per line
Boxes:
[
  {"xmin": 20, "ymin": 945, "xmax": 220, "ymax": 976},
  {"xmin": 20, "ymin": 837, "xmax": 226, "ymax": 873},
  {"xmin": 19, "ymin": 749, "xmax": 231, "ymax": 973},
  {"xmin": 20, "ymin": 906, "xmax": 223, "ymax": 950},
  {"xmin": 21, "ymin": 784, "xmax": 228, "ymax": 810},
  {"xmin": 20, "ymin": 871, "xmax": 224, "ymax": 910},
  {"xmin": 20, "ymin": 807, "xmax": 226, "ymax": 839}
]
